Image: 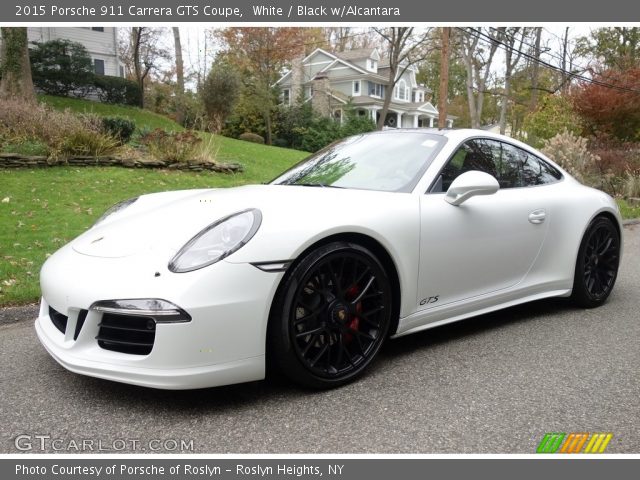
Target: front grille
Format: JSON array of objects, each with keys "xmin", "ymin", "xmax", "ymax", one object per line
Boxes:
[
  {"xmin": 96, "ymin": 313, "xmax": 156, "ymax": 355},
  {"xmin": 49, "ymin": 306, "xmax": 68, "ymax": 334}
]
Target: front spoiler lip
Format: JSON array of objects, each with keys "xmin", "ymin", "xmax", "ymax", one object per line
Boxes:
[{"xmin": 35, "ymin": 318, "xmax": 264, "ymax": 390}]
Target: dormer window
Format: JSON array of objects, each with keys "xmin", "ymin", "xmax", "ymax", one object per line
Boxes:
[
  {"xmin": 367, "ymin": 59, "xmax": 378, "ymax": 72},
  {"xmin": 394, "ymin": 80, "xmax": 409, "ymax": 101}
]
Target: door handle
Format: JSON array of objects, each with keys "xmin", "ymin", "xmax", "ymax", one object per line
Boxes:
[{"xmin": 528, "ymin": 209, "xmax": 546, "ymax": 224}]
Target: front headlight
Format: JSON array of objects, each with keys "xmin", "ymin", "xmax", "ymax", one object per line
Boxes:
[
  {"xmin": 169, "ymin": 209, "xmax": 262, "ymax": 273},
  {"xmin": 93, "ymin": 197, "xmax": 139, "ymax": 227}
]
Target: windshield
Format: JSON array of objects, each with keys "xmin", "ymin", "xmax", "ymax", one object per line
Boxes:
[{"xmin": 271, "ymin": 131, "xmax": 447, "ymax": 192}]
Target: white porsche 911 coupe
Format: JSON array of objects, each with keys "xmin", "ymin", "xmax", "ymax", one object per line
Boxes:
[{"xmin": 36, "ymin": 129, "xmax": 623, "ymax": 390}]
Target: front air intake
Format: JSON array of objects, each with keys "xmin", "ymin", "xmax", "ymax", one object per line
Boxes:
[{"xmin": 96, "ymin": 313, "xmax": 156, "ymax": 355}]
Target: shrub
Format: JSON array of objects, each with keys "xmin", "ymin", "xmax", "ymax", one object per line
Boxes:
[
  {"xmin": 623, "ymin": 174, "xmax": 640, "ymax": 198},
  {"xmin": 101, "ymin": 116, "xmax": 136, "ymax": 145},
  {"xmin": 541, "ymin": 130, "xmax": 602, "ymax": 187},
  {"xmin": 60, "ymin": 130, "xmax": 119, "ymax": 157},
  {"xmin": 239, "ymin": 132, "xmax": 265, "ymax": 144},
  {"xmin": 93, "ymin": 75, "xmax": 142, "ymax": 106},
  {"xmin": 140, "ymin": 129, "xmax": 211, "ymax": 163},
  {"xmin": 0, "ymin": 98, "xmax": 118, "ymax": 158},
  {"xmin": 29, "ymin": 39, "xmax": 94, "ymax": 97}
]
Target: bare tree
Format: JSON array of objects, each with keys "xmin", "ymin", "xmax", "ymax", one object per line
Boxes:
[
  {"xmin": 118, "ymin": 27, "xmax": 168, "ymax": 107},
  {"xmin": 373, "ymin": 27, "xmax": 432, "ymax": 130},
  {"xmin": 498, "ymin": 27, "xmax": 531, "ymax": 135},
  {"xmin": 0, "ymin": 27, "xmax": 35, "ymax": 102},
  {"xmin": 438, "ymin": 27, "xmax": 451, "ymax": 128},
  {"xmin": 324, "ymin": 27, "xmax": 380, "ymax": 52},
  {"xmin": 459, "ymin": 27, "xmax": 499, "ymax": 129}
]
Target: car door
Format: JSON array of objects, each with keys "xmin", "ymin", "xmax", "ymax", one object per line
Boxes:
[{"xmin": 416, "ymin": 138, "xmax": 553, "ymax": 311}]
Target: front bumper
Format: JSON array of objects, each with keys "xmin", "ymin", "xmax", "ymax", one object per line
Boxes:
[{"xmin": 35, "ymin": 244, "xmax": 283, "ymax": 389}]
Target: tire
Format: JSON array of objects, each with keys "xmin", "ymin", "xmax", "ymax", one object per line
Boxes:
[
  {"xmin": 268, "ymin": 241, "xmax": 393, "ymax": 389},
  {"xmin": 571, "ymin": 216, "xmax": 621, "ymax": 308}
]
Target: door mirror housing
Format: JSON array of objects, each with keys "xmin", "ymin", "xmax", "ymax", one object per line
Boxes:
[{"xmin": 444, "ymin": 170, "xmax": 499, "ymax": 206}]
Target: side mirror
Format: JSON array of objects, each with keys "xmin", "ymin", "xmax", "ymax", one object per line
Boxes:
[{"xmin": 445, "ymin": 170, "xmax": 499, "ymax": 206}]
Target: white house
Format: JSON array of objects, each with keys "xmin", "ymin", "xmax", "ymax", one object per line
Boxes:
[
  {"xmin": 25, "ymin": 27, "xmax": 124, "ymax": 78},
  {"xmin": 277, "ymin": 48, "xmax": 455, "ymax": 128}
]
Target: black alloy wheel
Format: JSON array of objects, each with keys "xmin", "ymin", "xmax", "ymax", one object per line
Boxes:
[
  {"xmin": 572, "ymin": 216, "xmax": 620, "ymax": 308},
  {"xmin": 269, "ymin": 242, "xmax": 393, "ymax": 388}
]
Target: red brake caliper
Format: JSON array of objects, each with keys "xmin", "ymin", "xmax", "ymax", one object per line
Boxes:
[{"xmin": 345, "ymin": 285, "xmax": 362, "ymax": 342}]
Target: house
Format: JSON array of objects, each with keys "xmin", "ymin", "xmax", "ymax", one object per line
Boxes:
[
  {"xmin": 277, "ymin": 48, "xmax": 455, "ymax": 128},
  {"xmin": 25, "ymin": 27, "xmax": 124, "ymax": 78}
]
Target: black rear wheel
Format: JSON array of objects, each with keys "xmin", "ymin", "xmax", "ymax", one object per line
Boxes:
[
  {"xmin": 268, "ymin": 242, "xmax": 393, "ymax": 389},
  {"xmin": 571, "ymin": 216, "xmax": 620, "ymax": 308}
]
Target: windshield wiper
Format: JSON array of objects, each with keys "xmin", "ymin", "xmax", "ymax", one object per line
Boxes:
[{"xmin": 292, "ymin": 183, "xmax": 345, "ymax": 189}]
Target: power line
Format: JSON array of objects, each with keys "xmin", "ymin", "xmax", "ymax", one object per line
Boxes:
[{"xmin": 459, "ymin": 27, "xmax": 640, "ymax": 95}]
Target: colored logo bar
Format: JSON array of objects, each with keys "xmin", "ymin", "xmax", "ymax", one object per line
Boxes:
[{"xmin": 537, "ymin": 433, "xmax": 612, "ymax": 453}]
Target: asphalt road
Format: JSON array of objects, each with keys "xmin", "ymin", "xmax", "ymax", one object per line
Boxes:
[{"xmin": 1, "ymin": 225, "xmax": 638, "ymax": 454}]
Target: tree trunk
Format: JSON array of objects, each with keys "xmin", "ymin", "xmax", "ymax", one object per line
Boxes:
[
  {"xmin": 132, "ymin": 28, "xmax": 145, "ymax": 107},
  {"xmin": 561, "ymin": 27, "xmax": 569, "ymax": 93},
  {"xmin": 0, "ymin": 27, "xmax": 35, "ymax": 102},
  {"xmin": 377, "ymin": 65, "xmax": 396, "ymax": 130},
  {"xmin": 437, "ymin": 27, "xmax": 451, "ymax": 128},
  {"xmin": 529, "ymin": 27, "xmax": 542, "ymax": 111},
  {"xmin": 498, "ymin": 44, "xmax": 512, "ymax": 135},
  {"xmin": 172, "ymin": 27, "xmax": 185, "ymax": 125}
]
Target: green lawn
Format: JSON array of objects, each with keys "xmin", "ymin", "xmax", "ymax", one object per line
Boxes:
[{"xmin": 39, "ymin": 94, "xmax": 182, "ymax": 131}]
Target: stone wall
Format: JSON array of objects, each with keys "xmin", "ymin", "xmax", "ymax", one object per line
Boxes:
[{"xmin": 0, "ymin": 153, "xmax": 243, "ymax": 173}]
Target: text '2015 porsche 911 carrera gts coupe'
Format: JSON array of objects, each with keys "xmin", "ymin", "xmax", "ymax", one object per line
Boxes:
[{"xmin": 36, "ymin": 129, "xmax": 623, "ymax": 389}]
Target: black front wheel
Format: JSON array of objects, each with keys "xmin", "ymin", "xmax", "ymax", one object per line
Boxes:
[
  {"xmin": 571, "ymin": 216, "xmax": 621, "ymax": 308},
  {"xmin": 268, "ymin": 242, "xmax": 393, "ymax": 389}
]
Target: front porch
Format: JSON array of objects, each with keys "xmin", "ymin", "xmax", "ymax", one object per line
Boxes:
[{"xmin": 354, "ymin": 108, "xmax": 454, "ymax": 129}]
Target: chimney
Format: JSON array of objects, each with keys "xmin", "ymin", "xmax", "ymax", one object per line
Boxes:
[
  {"xmin": 311, "ymin": 72, "xmax": 332, "ymax": 118},
  {"xmin": 290, "ymin": 55, "xmax": 304, "ymax": 104}
]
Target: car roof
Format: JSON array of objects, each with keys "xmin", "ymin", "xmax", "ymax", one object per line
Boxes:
[{"xmin": 368, "ymin": 128, "xmax": 541, "ymax": 153}]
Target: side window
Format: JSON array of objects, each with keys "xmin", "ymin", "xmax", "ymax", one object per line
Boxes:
[
  {"xmin": 434, "ymin": 138, "xmax": 563, "ymax": 193},
  {"xmin": 521, "ymin": 151, "xmax": 563, "ymax": 186},
  {"xmin": 498, "ymin": 142, "xmax": 525, "ymax": 189},
  {"xmin": 438, "ymin": 139, "xmax": 498, "ymax": 192}
]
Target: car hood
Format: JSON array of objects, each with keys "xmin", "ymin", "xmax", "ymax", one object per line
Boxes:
[{"xmin": 71, "ymin": 184, "xmax": 403, "ymax": 259}]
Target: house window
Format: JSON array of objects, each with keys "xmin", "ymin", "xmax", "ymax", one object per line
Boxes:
[
  {"xmin": 119, "ymin": 66, "xmax": 125, "ymax": 78},
  {"xmin": 395, "ymin": 80, "xmax": 408, "ymax": 101},
  {"xmin": 94, "ymin": 59, "xmax": 105, "ymax": 75},
  {"xmin": 333, "ymin": 109, "xmax": 343, "ymax": 124},
  {"xmin": 369, "ymin": 82, "xmax": 383, "ymax": 98},
  {"xmin": 352, "ymin": 80, "xmax": 361, "ymax": 96},
  {"xmin": 367, "ymin": 59, "xmax": 377, "ymax": 72},
  {"xmin": 305, "ymin": 86, "xmax": 313, "ymax": 99},
  {"xmin": 282, "ymin": 88, "xmax": 290, "ymax": 105},
  {"xmin": 92, "ymin": 27, "xmax": 105, "ymax": 32}
]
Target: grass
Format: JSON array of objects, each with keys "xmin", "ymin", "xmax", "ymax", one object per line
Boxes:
[
  {"xmin": 617, "ymin": 198, "xmax": 640, "ymax": 220},
  {"xmin": 39, "ymin": 94, "xmax": 182, "ymax": 131}
]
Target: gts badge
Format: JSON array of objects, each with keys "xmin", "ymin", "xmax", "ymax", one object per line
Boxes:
[{"xmin": 419, "ymin": 295, "xmax": 439, "ymax": 306}]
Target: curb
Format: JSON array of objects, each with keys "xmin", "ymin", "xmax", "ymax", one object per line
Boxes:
[{"xmin": 0, "ymin": 303, "xmax": 38, "ymax": 327}]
